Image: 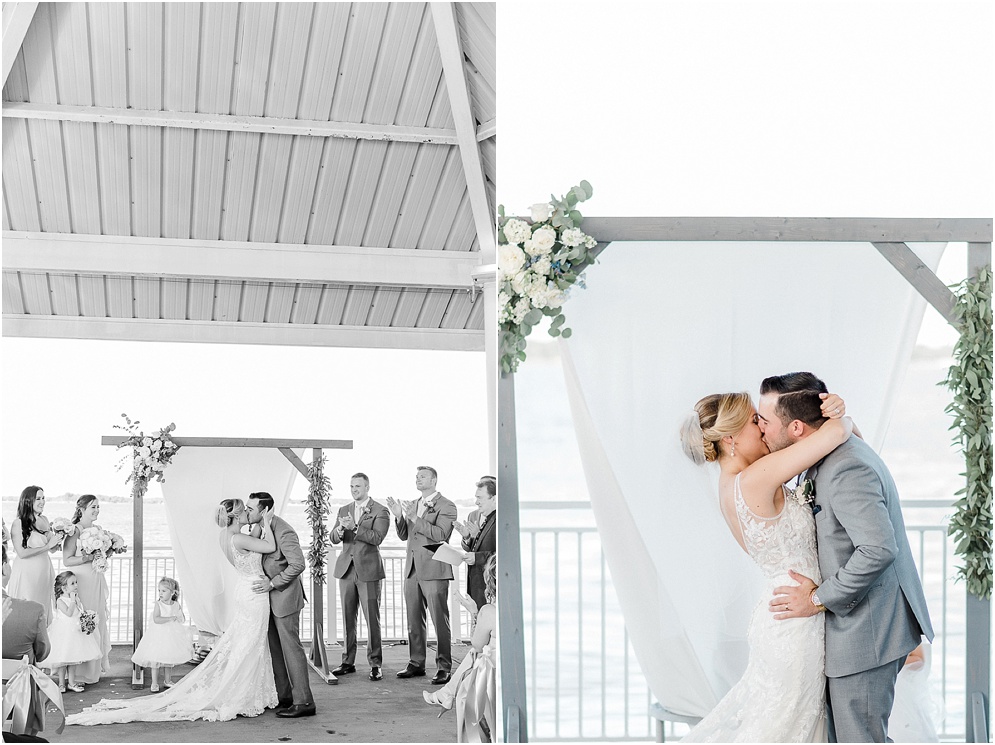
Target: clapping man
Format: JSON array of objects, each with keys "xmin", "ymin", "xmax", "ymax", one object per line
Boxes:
[
  {"xmin": 387, "ymin": 466, "xmax": 457, "ymax": 685},
  {"xmin": 330, "ymin": 473, "xmax": 390, "ymax": 681},
  {"xmin": 454, "ymin": 476, "xmax": 497, "ymax": 613}
]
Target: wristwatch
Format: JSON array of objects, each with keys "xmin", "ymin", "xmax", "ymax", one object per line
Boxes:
[{"xmin": 810, "ymin": 589, "xmax": 826, "ymax": 612}]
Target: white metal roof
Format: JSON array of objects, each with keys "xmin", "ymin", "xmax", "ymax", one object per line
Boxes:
[{"xmin": 1, "ymin": 1, "xmax": 495, "ymax": 351}]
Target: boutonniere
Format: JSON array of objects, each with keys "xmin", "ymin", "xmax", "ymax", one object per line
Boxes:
[
  {"xmin": 424, "ymin": 501, "xmax": 437, "ymax": 514},
  {"xmin": 786, "ymin": 478, "xmax": 816, "ymax": 506},
  {"xmin": 361, "ymin": 504, "xmax": 372, "ymax": 517}
]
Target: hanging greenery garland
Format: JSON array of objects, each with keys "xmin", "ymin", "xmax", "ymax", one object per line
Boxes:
[
  {"xmin": 305, "ymin": 453, "xmax": 332, "ymax": 585},
  {"xmin": 942, "ymin": 265, "xmax": 992, "ymax": 599}
]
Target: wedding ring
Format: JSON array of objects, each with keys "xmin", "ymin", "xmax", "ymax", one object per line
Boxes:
[{"xmin": 834, "ymin": 409, "xmax": 840, "ymax": 415}]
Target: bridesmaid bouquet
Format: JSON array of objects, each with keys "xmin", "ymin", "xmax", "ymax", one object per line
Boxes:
[
  {"xmin": 79, "ymin": 609, "xmax": 97, "ymax": 635},
  {"xmin": 50, "ymin": 517, "xmax": 76, "ymax": 543},
  {"xmin": 78, "ymin": 526, "xmax": 126, "ymax": 573}
]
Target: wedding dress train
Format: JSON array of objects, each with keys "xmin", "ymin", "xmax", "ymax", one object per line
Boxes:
[
  {"xmin": 683, "ymin": 475, "xmax": 827, "ymax": 743},
  {"xmin": 68, "ymin": 536, "xmax": 277, "ymax": 724}
]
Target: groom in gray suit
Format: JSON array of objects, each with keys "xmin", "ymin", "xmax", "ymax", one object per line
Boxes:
[
  {"xmin": 248, "ymin": 492, "xmax": 316, "ymax": 718},
  {"xmin": 759, "ymin": 372, "xmax": 933, "ymax": 743}
]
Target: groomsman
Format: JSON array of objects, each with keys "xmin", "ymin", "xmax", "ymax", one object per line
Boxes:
[
  {"xmin": 331, "ymin": 473, "xmax": 390, "ymax": 681},
  {"xmin": 387, "ymin": 466, "xmax": 457, "ymax": 685},
  {"xmin": 454, "ymin": 476, "xmax": 497, "ymax": 612}
]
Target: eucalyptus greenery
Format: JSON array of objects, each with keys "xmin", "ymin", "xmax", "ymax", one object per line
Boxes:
[
  {"xmin": 498, "ymin": 181, "xmax": 597, "ymax": 374},
  {"xmin": 305, "ymin": 453, "xmax": 332, "ymax": 585},
  {"xmin": 942, "ymin": 265, "xmax": 992, "ymax": 599}
]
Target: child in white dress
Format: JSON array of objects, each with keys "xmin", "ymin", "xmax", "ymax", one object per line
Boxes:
[
  {"xmin": 132, "ymin": 576, "xmax": 193, "ymax": 692},
  {"xmin": 46, "ymin": 571, "xmax": 101, "ymax": 693}
]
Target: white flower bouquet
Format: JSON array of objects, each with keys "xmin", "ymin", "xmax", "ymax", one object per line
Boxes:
[
  {"xmin": 78, "ymin": 525, "xmax": 115, "ymax": 573},
  {"xmin": 498, "ymin": 182, "xmax": 597, "ymax": 373},
  {"xmin": 49, "ymin": 517, "xmax": 76, "ymax": 543},
  {"xmin": 107, "ymin": 531, "xmax": 128, "ymax": 555}
]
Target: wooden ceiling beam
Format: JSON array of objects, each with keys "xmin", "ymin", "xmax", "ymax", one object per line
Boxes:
[
  {"xmin": 1, "ymin": 2, "xmax": 38, "ymax": 86},
  {"xmin": 1, "ymin": 102, "xmax": 459, "ymax": 145},
  {"xmin": 431, "ymin": 3, "xmax": 496, "ymax": 262},
  {"xmin": 3, "ymin": 315, "xmax": 485, "ymax": 352},
  {"xmin": 3, "ymin": 231, "xmax": 481, "ymax": 289}
]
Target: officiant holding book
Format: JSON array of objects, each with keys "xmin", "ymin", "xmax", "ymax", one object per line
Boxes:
[
  {"xmin": 454, "ymin": 476, "xmax": 497, "ymax": 613},
  {"xmin": 331, "ymin": 473, "xmax": 390, "ymax": 682}
]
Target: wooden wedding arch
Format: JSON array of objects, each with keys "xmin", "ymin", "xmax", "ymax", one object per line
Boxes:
[
  {"xmin": 499, "ymin": 216, "xmax": 993, "ymax": 743},
  {"xmin": 100, "ymin": 436, "xmax": 352, "ymax": 686}
]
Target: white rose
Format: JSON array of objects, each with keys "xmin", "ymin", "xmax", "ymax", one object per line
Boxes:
[
  {"xmin": 530, "ymin": 281, "xmax": 565, "ymax": 310},
  {"xmin": 530, "ymin": 202, "xmax": 552, "ymax": 223},
  {"xmin": 138, "ymin": 446, "xmax": 152, "ymax": 458},
  {"xmin": 531, "ymin": 227, "xmax": 556, "ymax": 254},
  {"xmin": 503, "ymin": 218, "xmax": 531, "ymax": 245},
  {"xmin": 499, "ymin": 243, "xmax": 527, "ymax": 276},
  {"xmin": 584, "ymin": 235, "xmax": 597, "ymax": 249},
  {"xmin": 561, "ymin": 227, "xmax": 585, "ymax": 248},
  {"xmin": 142, "ymin": 437, "xmax": 153, "ymax": 447},
  {"xmin": 151, "ymin": 440, "xmax": 162, "ymax": 451},
  {"xmin": 510, "ymin": 269, "xmax": 539, "ymax": 298}
]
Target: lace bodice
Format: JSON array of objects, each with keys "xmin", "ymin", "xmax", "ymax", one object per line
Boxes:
[
  {"xmin": 734, "ymin": 474, "xmax": 821, "ymax": 583},
  {"xmin": 230, "ymin": 535, "xmax": 265, "ymax": 578}
]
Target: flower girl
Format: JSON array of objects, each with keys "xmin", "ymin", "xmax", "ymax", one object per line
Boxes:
[
  {"xmin": 46, "ymin": 571, "xmax": 102, "ymax": 693},
  {"xmin": 132, "ymin": 576, "xmax": 193, "ymax": 692}
]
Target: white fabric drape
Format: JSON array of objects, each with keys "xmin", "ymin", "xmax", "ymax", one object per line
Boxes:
[
  {"xmin": 158, "ymin": 447, "xmax": 300, "ymax": 635},
  {"xmin": 560, "ymin": 241, "xmax": 943, "ymax": 716}
]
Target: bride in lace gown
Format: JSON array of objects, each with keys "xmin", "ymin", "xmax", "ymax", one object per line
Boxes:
[
  {"xmin": 68, "ymin": 499, "xmax": 279, "ymax": 725},
  {"xmin": 679, "ymin": 390, "xmax": 852, "ymax": 743}
]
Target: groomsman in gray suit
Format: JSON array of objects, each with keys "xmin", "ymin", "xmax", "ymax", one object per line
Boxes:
[
  {"xmin": 759, "ymin": 372, "xmax": 933, "ymax": 743},
  {"xmin": 330, "ymin": 473, "xmax": 390, "ymax": 681},
  {"xmin": 387, "ymin": 466, "xmax": 457, "ymax": 685}
]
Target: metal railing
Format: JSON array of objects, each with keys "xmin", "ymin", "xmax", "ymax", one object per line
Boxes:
[
  {"xmin": 521, "ymin": 505, "xmax": 964, "ymax": 742},
  {"xmin": 53, "ymin": 545, "xmax": 474, "ymax": 648}
]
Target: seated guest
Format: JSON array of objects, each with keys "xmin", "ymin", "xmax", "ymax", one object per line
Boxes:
[
  {"xmin": 454, "ymin": 477, "xmax": 496, "ymax": 612},
  {"xmin": 3, "ymin": 566, "xmax": 52, "ymax": 739}
]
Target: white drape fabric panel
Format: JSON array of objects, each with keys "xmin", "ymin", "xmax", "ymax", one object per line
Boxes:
[
  {"xmin": 560, "ymin": 241, "xmax": 943, "ymax": 717},
  {"xmin": 159, "ymin": 447, "xmax": 300, "ymax": 636}
]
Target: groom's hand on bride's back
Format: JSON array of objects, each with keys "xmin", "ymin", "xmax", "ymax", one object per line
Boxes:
[{"xmin": 770, "ymin": 569, "xmax": 823, "ymax": 620}]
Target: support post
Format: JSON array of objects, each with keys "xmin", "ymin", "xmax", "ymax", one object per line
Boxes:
[
  {"xmin": 965, "ymin": 242, "xmax": 991, "ymax": 742},
  {"xmin": 306, "ymin": 447, "xmax": 336, "ymax": 684},
  {"xmin": 499, "ymin": 373, "xmax": 528, "ymax": 742},
  {"xmin": 473, "ymin": 265, "xmax": 498, "ymax": 474},
  {"xmin": 132, "ymin": 484, "xmax": 144, "ymax": 687}
]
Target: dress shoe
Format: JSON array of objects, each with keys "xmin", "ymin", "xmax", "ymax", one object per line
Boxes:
[
  {"xmin": 369, "ymin": 667, "xmax": 383, "ymax": 681},
  {"xmin": 431, "ymin": 671, "xmax": 452, "ymax": 685},
  {"xmin": 276, "ymin": 703, "xmax": 317, "ymax": 718},
  {"xmin": 332, "ymin": 663, "xmax": 356, "ymax": 676},
  {"xmin": 396, "ymin": 665, "xmax": 426, "ymax": 679}
]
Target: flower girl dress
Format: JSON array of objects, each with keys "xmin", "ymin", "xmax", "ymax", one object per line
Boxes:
[{"xmin": 131, "ymin": 601, "xmax": 193, "ymax": 668}]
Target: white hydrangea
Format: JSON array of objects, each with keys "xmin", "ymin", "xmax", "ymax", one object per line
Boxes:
[
  {"xmin": 560, "ymin": 227, "xmax": 585, "ymax": 248},
  {"xmin": 499, "ymin": 243, "xmax": 527, "ymax": 276},
  {"xmin": 512, "ymin": 297, "xmax": 533, "ymax": 325},
  {"xmin": 503, "ymin": 218, "xmax": 532, "ymax": 245},
  {"xmin": 531, "ymin": 255, "xmax": 552, "ymax": 277},
  {"xmin": 530, "ymin": 202, "xmax": 552, "ymax": 222},
  {"xmin": 584, "ymin": 235, "xmax": 597, "ymax": 249},
  {"xmin": 529, "ymin": 281, "xmax": 565, "ymax": 310},
  {"xmin": 510, "ymin": 268, "xmax": 538, "ymax": 298},
  {"xmin": 498, "ymin": 291, "xmax": 512, "ymax": 322}
]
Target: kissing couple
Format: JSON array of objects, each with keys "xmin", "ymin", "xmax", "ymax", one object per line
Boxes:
[
  {"xmin": 679, "ymin": 372, "xmax": 933, "ymax": 743},
  {"xmin": 69, "ymin": 492, "xmax": 316, "ymax": 725}
]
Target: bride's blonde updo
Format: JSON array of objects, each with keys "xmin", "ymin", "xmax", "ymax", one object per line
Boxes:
[
  {"xmin": 215, "ymin": 498, "xmax": 246, "ymax": 528},
  {"xmin": 681, "ymin": 392, "xmax": 754, "ymax": 463}
]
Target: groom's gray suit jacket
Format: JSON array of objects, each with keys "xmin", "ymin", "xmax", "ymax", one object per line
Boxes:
[{"xmin": 809, "ymin": 436, "xmax": 933, "ymax": 678}]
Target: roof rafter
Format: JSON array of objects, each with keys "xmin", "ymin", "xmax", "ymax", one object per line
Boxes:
[
  {"xmin": 2, "ymin": 2, "xmax": 37, "ymax": 86},
  {"xmin": 431, "ymin": 2, "xmax": 495, "ymax": 261},
  {"xmin": 1, "ymin": 102, "xmax": 459, "ymax": 144},
  {"xmin": 3, "ymin": 231, "xmax": 481, "ymax": 289}
]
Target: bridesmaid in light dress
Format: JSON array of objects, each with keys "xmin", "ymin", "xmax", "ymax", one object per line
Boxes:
[
  {"xmin": 62, "ymin": 494, "xmax": 112, "ymax": 683},
  {"xmin": 8, "ymin": 485, "xmax": 60, "ymax": 623}
]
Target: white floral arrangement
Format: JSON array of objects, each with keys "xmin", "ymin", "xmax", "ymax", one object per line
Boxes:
[
  {"xmin": 77, "ymin": 525, "xmax": 126, "ymax": 574},
  {"xmin": 113, "ymin": 414, "xmax": 178, "ymax": 486},
  {"xmin": 49, "ymin": 517, "xmax": 76, "ymax": 543},
  {"xmin": 498, "ymin": 181, "xmax": 596, "ymax": 374}
]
